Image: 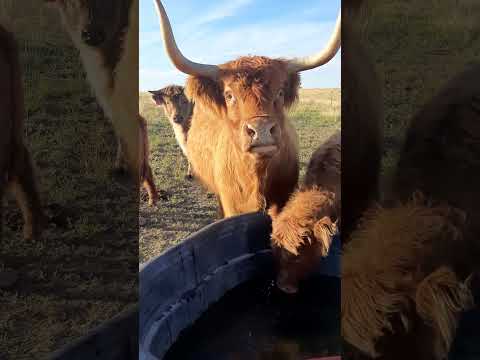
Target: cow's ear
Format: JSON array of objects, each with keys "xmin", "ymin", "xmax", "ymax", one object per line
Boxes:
[
  {"xmin": 313, "ymin": 216, "xmax": 336, "ymax": 257},
  {"xmin": 284, "ymin": 72, "xmax": 301, "ymax": 108},
  {"xmin": 149, "ymin": 90, "xmax": 164, "ymax": 105},
  {"xmin": 185, "ymin": 76, "xmax": 224, "ymax": 113}
]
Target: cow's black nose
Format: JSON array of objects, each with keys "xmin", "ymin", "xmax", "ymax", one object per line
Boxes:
[{"xmin": 81, "ymin": 28, "xmax": 105, "ymax": 46}]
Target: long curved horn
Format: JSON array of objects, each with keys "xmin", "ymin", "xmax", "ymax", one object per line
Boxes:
[
  {"xmin": 153, "ymin": 0, "xmax": 220, "ymax": 78},
  {"xmin": 287, "ymin": 9, "xmax": 341, "ymax": 73}
]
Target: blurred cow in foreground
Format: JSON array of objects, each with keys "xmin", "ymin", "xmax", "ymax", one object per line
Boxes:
[
  {"xmin": 0, "ymin": 25, "xmax": 45, "ymax": 240},
  {"xmin": 342, "ymin": 61, "xmax": 480, "ymax": 360},
  {"xmin": 150, "ymin": 85, "xmax": 193, "ymax": 179},
  {"xmin": 45, "ymin": 0, "xmax": 158, "ymax": 205},
  {"xmin": 154, "ymin": 0, "xmax": 341, "ymax": 217},
  {"xmin": 269, "ymin": 131, "xmax": 341, "ymax": 294}
]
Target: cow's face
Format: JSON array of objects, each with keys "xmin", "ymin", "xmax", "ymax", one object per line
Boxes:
[
  {"xmin": 269, "ymin": 190, "xmax": 337, "ymax": 294},
  {"xmin": 150, "ymin": 88, "xmax": 192, "ymax": 126},
  {"xmin": 186, "ymin": 57, "xmax": 300, "ymax": 158},
  {"xmin": 154, "ymin": 0, "xmax": 340, "ymax": 156},
  {"xmin": 271, "ymin": 217, "xmax": 336, "ymax": 294},
  {"xmin": 272, "ymin": 243, "xmax": 324, "ymax": 294},
  {"xmin": 45, "ymin": 0, "xmax": 130, "ymax": 47}
]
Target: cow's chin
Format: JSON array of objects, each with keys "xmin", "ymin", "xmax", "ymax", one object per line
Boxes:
[
  {"xmin": 248, "ymin": 145, "xmax": 278, "ymax": 158},
  {"xmin": 276, "ymin": 271, "xmax": 299, "ymax": 294}
]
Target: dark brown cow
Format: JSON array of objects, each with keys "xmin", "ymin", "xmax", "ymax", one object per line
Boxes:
[
  {"xmin": 150, "ymin": 85, "xmax": 193, "ymax": 178},
  {"xmin": 45, "ymin": 0, "xmax": 158, "ymax": 205},
  {"xmin": 0, "ymin": 25, "xmax": 46, "ymax": 240},
  {"xmin": 154, "ymin": 0, "xmax": 341, "ymax": 217},
  {"xmin": 342, "ymin": 3, "xmax": 383, "ymax": 241},
  {"xmin": 393, "ymin": 64, "xmax": 480, "ymax": 269},
  {"xmin": 269, "ymin": 131, "xmax": 340, "ymax": 294}
]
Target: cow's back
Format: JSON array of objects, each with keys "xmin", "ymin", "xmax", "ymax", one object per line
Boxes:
[{"xmin": 305, "ymin": 130, "xmax": 341, "ymax": 194}]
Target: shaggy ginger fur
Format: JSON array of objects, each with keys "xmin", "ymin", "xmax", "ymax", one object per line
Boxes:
[
  {"xmin": 184, "ymin": 56, "xmax": 300, "ymax": 217},
  {"xmin": 269, "ymin": 131, "xmax": 340, "ymax": 293},
  {"xmin": 0, "ymin": 24, "xmax": 46, "ymax": 240},
  {"xmin": 342, "ymin": 194, "xmax": 475, "ymax": 359}
]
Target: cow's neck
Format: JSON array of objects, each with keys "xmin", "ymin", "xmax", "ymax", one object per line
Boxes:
[
  {"xmin": 234, "ymin": 151, "xmax": 271, "ymax": 210},
  {"xmin": 64, "ymin": 24, "xmax": 129, "ymax": 119}
]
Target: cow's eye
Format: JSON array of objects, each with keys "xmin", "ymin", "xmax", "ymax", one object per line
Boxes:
[
  {"xmin": 224, "ymin": 91, "xmax": 235, "ymax": 104},
  {"xmin": 277, "ymin": 89, "xmax": 284, "ymax": 98}
]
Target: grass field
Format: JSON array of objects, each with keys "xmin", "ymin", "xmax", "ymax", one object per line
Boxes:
[
  {"xmin": 362, "ymin": 0, "xmax": 480, "ymax": 188},
  {"xmin": 139, "ymin": 88, "xmax": 341, "ymax": 263}
]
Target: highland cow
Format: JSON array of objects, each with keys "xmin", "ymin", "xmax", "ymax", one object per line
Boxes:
[
  {"xmin": 269, "ymin": 131, "xmax": 341, "ymax": 294},
  {"xmin": 45, "ymin": 0, "xmax": 158, "ymax": 205},
  {"xmin": 149, "ymin": 85, "xmax": 194, "ymax": 178},
  {"xmin": 154, "ymin": 0, "xmax": 341, "ymax": 217},
  {"xmin": 342, "ymin": 194, "xmax": 475, "ymax": 360},
  {"xmin": 0, "ymin": 25, "xmax": 46, "ymax": 240}
]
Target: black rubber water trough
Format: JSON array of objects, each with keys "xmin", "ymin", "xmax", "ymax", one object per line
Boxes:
[
  {"xmin": 139, "ymin": 211, "xmax": 340, "ymax": 360},
  {"xmin": 49, "ymin": 211, "xmax": 340, "ymax": 360}
]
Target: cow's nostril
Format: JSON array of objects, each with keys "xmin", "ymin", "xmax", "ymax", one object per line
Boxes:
[
  {"xmin": 81, "ymin": 29, "xmax": 91, "ymax": 42},
  {"xmin": 270, "ymin": 124, "xmax": 277, "ymax": 135}
]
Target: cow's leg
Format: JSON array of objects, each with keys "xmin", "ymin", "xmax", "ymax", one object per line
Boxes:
[
  {"xmin": 142, "ymin": 164, "xmax": 157, "ymax": 206},
  {"xmin": 113, "ymin": 138, "xmax": 128, "ymax": 175},
  {"xmin": 218, "ymin": 194, "xmax": 241, "ymax": 218},
  {"xmin": 9, "ymin": 146, "xmax": 45, "ymax": 240},
  {"xmin": 185, "ymin": 160, "xmax": 193, "ymax": 180},
  {"xmin": 139, "ymin": 115, "xmax": 158, "ymax": 206},
  {"xmin": 216, "ymin": 195, "xmax": 225, "ymax": 219}
]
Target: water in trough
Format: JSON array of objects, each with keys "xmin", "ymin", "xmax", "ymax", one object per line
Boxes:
[{"xmin": 164, "ymin": 275, "xmax": 340, "ymax": 360}]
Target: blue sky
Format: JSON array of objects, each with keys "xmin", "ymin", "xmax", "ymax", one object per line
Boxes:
[{"xmin": 140, "ymin": 0, "xmax": 341, "ymax": 91}]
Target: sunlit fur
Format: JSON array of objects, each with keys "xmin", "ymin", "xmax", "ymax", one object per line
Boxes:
[
  {"xmin": 269, "ymin": 131, "xmax": 340, "ymax": 293},
  {"xmin": 46, "ymin": 0, "xmax": 158, "ymax": 205},
  {"xmin": 185, "ymin": 56, "xmax": 300, "ymax": 217},
  {"xmin": 0, "ymin": 25, "xmax": 46, "ymax": 240},
  {"xmin": 342, "ymin": 194, "xmax": 474, "ymax": 359}
]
